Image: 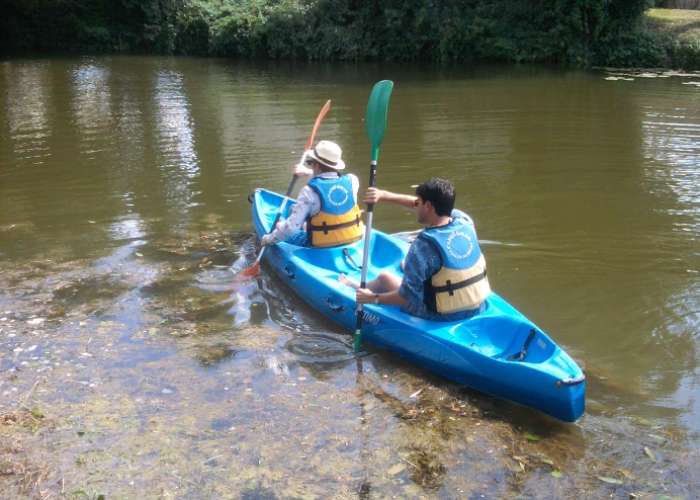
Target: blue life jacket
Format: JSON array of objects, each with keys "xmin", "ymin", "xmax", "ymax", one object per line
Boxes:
[
  {"xmin": 418, "ymin": 217, "xmax": 491, "ymax": 313},
  {"xmin": 307, "ymin": 175, "xmax": 363, "ymax": 247}
]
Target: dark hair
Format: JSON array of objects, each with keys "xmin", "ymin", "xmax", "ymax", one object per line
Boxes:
[{"xmin": 415, "ymin": 177, "xmax": 455, "ymax": 216}]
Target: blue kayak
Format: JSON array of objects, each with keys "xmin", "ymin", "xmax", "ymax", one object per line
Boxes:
[{"xmin": 251, "ymin": 188, "xmax": 586, "ymax": 422}]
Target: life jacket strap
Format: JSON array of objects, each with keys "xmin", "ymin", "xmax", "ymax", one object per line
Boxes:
[
  {"xmin": 433, "ymin": 269, "xmax": 487, "ymax": 296},
  {"xmin": 308, "ymin": 214, "xmax": 361, "ymax": 234}
]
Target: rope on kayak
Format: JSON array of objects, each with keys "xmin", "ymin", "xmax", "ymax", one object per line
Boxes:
[
  {"xmin": 342, "ymin": 248, "xmax": 362, "ymax": 270},
  {"xmin": 509, "ymin": 328, "xmax": 537, "ymax": 362},
  {"xmin": 556, "ymin": 374, "xmax": 586, "ymax": 387}
]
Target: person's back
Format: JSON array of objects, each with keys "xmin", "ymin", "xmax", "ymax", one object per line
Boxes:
[
  {"xmin": 260, "ymin": 140, "xmax": 363, "ymax": 248},
  {"xmin": 406, "ymin": 213, "xmax": 490, "ymax": 321},
  {"xmin": 352, "ymin": 177, "xmax": 491, "ymax": 321},
  {"xmin": 306, "ymin": 173, "xmax": 363, "ymax": 247}
]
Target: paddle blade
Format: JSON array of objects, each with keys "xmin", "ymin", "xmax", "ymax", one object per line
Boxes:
[
  {"xmin": 305, "ymin": 99, "xmax": 332, "ymax": 150},
  {"xmin": 237, "ymin": 261, "xmax": 260, "ymax": 280},
  {"xmin": 365, "ymin": 80, "xmax": 394, "ymax": 162}
]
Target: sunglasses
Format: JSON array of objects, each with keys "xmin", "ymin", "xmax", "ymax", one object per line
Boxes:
[{"xmin": 304, "ymin": 158, "xmax": 317, "ymax": 167}]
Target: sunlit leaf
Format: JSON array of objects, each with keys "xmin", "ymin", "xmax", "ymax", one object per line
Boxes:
[
  {"xmin": 524, "ymin": 432, "xmax": 541, "ymax": 442},
  {"xmin": 388, "ymin": 463, "xmax": 406, "ymax": 476},
  {"xmin": 597, "ymin": 476, "xmax": 623, "ymax": 485},
  {"xmin": 648, "ymin": 433, "xmax": 665, "ymax": 443},
  {"xmin": 551, "ymin": 470, "xmax": 562, "ymax": 478}
]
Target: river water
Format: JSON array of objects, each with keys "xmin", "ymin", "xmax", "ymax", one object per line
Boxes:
[{"xmin": 1, "ymin": 56, "xmax": 698, "ymax": 498}]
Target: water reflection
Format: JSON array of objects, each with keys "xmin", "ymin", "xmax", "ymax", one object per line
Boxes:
[
  {"xmin": 642, "ymin": 110, "xmax": 700, "ymax": 236},
  {"xmin": 637, "ymin": 87, "xmax": 700, "ymax": 428},
  {"xmin": 71, "ymin": 62, "xmax": 113, "ymax": 157},
  {"xmin": 154, "ymin": 69, "xmax": 199, "ymax": 218},
  {"xmin": 3, "ymin": 62, "xmax": 51, "ymax": 165}
]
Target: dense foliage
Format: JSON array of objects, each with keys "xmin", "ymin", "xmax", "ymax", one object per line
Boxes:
[{"xmin": 1, "ymin": 0, "xmax": 696, "ymax": 68}]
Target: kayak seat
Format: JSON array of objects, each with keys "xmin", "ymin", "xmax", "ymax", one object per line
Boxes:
[
  {"xmin": 293, "ymin": 246, "xmax": 363, "ymax": 275},
  {"xmin": 507, "ymin": 328, "xmax": 556, "ymax": 363},
  {"xmin": 484, "ymin": 320, "xmax": 555, "ymax": 363},
  {"xmin": 291, "ymin": 232, "xmax": 405, "ymax": 276},
  {"xmin": 369, "ymin": 232, "xmax": 407, "ymax": 270},
  {"xmin": 456, "ymin": 315, "xmax": 532, "ymax": 359}
]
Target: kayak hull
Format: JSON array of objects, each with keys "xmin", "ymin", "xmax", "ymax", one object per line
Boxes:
[{"xmin": 251, "ymin": 188, "xmax": 585, "ymax": 422}]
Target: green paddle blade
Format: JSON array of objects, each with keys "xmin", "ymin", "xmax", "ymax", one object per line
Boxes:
[{"xmin": 365, "ymin": 80, "xmax": 394, "ymax": 162}]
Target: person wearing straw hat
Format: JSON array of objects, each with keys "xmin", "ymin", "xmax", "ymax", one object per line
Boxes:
[{"xmin": 260, "ymin": 140, "xmax": 364, "ymax": 248}]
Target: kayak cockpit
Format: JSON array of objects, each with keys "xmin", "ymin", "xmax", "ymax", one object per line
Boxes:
[
  {"xmin": 451, "ymin": 315, "xmax": 556, "ymax": 362},
  {"xmin": 292, "ymin": 231, "xmax": 406, "ymax": 276}
]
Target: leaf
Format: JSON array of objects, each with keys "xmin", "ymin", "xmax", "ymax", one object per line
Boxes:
[
  {"xmin": 409, "ymin": 388, "xmax": 423, "ymax": 399},
  {"xmin": 643, "ymin": 446, "xmax": 656, "ymax": 462},
  {"xmin": 647, "ymin": 433, "xmax": 665, "ymax": 444},
  {"xmin": 387, "ymin": 463, "xmax": 406, "ymax": 476},
  {"xmin": 524, "ymin": 432, "xmax": 541, "ymax": 442},
  {"xmin": 30, "ymin": 407, "xmax": 44, "ymax": 419},
  {"xmin": 597, "ymin": 476, "xmax": 623, "ymax": 485},
  {"xmin": 550, "ymin": 470, "xmax": 562, "ymax": 478},
  {"xmin": 619, "ymin": 468, "xmax": 635, "ymax": 479}
]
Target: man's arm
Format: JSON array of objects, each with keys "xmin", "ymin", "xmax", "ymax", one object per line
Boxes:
[{"xmin": 363, "ymin": 187, "xmax": 416, "ymax": 209}]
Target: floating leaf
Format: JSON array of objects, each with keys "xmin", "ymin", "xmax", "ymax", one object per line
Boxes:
[
  {"xmin": 550, "ymin": 470, "xmax": 562, "ymax": 478},
  {"xmin": 597, "ymin": 476, "xmax": 623, "ymax": 485},
  {"xmin": 387, "ymin": 463, "xmax": 406, "ymax": 476},
  {"xmin": 524, "ymin": 432, "xmax": 541, "ymax": 442},
  {"xmin": 30, "ymin": 407, "xmax": 44, "ymax": 419},
  {"xmin": 619, "ymin": 468, "xmax": 635, "ymax": 479},
  {"xmin": 409, "ymin": 388, "xmax": 423, "ymax": 399},
  {"xmin": 643, "ymin": 446, "xmax": 656, "ymax": 462},
  {"xmin": 648, "ymin": 433, "xmax": 665, "ymax": 443},
  {"xmin": 634, "ymin": 416, "xmax": 653, "ymax": 427}
]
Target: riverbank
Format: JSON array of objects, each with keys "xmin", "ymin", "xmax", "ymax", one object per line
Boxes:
[
  {"xmin": 645, "ymin": 8, "xmax": 700, "ymax": 69},
  {"xmin": 3, "ymin": 1, "xmax": 699, "ymax": 69}
]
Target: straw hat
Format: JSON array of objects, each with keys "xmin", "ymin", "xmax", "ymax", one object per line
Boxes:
[{"xmin": 306, "ymin": 140, "xmax": 345, "ymax": 170}]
